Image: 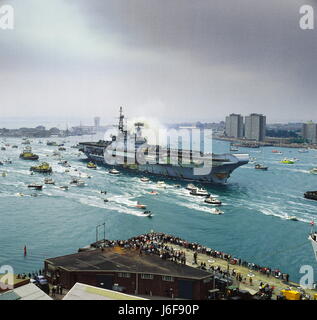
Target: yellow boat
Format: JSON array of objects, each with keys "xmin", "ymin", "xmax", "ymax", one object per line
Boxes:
[
  {"xmin": 30, "ymin": 162, "xmax": 52, "ymax": 173},
  {"xmin": 280, "ymin": 158, "xmax": 294, "ymax": 164},
  {"xmin": 87, "ymin": 162, "xmax": 97, "ymax": 169}
]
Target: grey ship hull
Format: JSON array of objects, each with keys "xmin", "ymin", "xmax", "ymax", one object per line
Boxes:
[{"xmin": 81, "ymin": 148, "xmax": 249, "ymax": 184}]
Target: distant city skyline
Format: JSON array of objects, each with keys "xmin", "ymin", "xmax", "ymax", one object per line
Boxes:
[{"xmin": 0, "ymin": 0, "xmax": 316, "ymax": 124}]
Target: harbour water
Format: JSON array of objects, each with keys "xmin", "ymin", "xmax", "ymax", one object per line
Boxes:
[{"xmin": 0, "ymin": 134, "xmax": 317, "ymax": 283}]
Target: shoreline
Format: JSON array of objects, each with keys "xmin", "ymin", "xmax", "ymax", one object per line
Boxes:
[{"xmin": 213, "ymin": 136, "xmax": 317, "ymax": 150}]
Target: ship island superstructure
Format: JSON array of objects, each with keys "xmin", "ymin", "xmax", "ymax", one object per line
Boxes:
[{"xmin": 79, "ymin": 108, "xmax": 249, "ymax": 184}]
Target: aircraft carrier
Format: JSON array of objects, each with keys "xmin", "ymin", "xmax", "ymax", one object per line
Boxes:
[{"xmin": 79, "ymin": 108, "xmax": 249, "ymax": 184}]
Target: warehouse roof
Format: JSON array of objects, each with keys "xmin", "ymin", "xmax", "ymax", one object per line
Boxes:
[{"xmin": 46, "ymin": 247, "xmax": 212, "ymax": 280}]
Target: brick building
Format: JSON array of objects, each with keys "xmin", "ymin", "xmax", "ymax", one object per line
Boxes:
[{"xmin": 44, "ymin": 247, "xmax": 214, "ymax": 300}]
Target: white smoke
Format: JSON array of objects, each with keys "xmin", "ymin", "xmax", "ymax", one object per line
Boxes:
[{"xmin": 127, "ymin": 117, "xmax": 167, "ymax": 145}]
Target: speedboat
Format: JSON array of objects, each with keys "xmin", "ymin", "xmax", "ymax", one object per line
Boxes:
[
  {"xmin": 44, "ymin": 178, "xmax": 55, "ymax": 185},
  {"xmin": 27, "ymin": 184, "xmax": 43, "ymax": 190},
  {"xmin": 204, "ymin": 197, "xmax": 222, "ymax": 205},
  {"xmin": 156, "ymin": 181, "xmax": 167, "ymax": 188},
  {"xmin": 210, "ymin": 208, "xmax": 224, "ymax": 215},
  {"xmin": 286, "ymin": 216, "xmax": 298, "ymax": 221},
  {"xmin": 310, "ymin": 168, "xmax": 317, "ymax": 174},
  {"xmin": 255, "ymin": 164, "xmax": 268, "ymax": 170},
  {"xmin": 140, "ymin": 177, "xmax": 150, "ymax": 182},
  {"xmin": 58, "ymin": 160, "xmax": 71, "ymax": 167},
  {"xmin": 134, "ymin": 202, "xmax": 147, "ymax": 209},
  {"xmin": 190, "ymin": 188, "xmax": 209, "ymax": 197},
  {"xmin": 87, "ymin": 162, "xmax": 97, "ymax": 169},
  {"xmin": 186, "ymin": 183, "xmax": 197, "ymax": 191},
  {"xmin": 143, "ymin": 210, "xmax": 152, "ymax": 217},
  {"xmin": 280, "ymin": 158, "xmax": 294, "ymax": 164},
  {"xmin": 109, "ymin": 168, "xmax": 120, "ymax": 175},
  {"xmin": 70, "ymin": 178, "xmax": 85, "ymax": 187}
]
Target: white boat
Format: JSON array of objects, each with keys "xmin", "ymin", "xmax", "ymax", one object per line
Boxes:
[
  {"xmin": 190, "ymin": 188, "xmax": 209, "ymax": 196},
  {"xmin": 140, "ymin": 177, "xmax": 150, "ymax": 182},
  {"xmin": 156, "ymin": 181, "xmax": 167, "ymax": 188},
  {"xmin": 70, "ymin": 178, "xmax": 85, "ymax": 187},
  {"xmin": 299, "ymin": 149, "xmax": 309, "ymax": 153},
  {"xmin": 310, "ymin": 168, "xmax": 317, "ymax": 174},
  {"xmin": 109, "ymin": 168, "xmax": 120, "ymax": 175},
  {"xmin": 308, "ymin": 231, "xmax": 317, "ymax": 262},
  {"xmin": 210, "ymin": 208, "xmax": 224, "ymax": 215},
  {"xmin": 186, "ymin": 183, "xmax": 197, "ymax": 191},
  {"xmin": 58, "ymin": 160, "xmax": 71, "ymax": 167},
  {"xmin": 143, "ymin": 210, "xmax": 152, "ymax": 217},
  {"xmin": 44, "ymin": 178, "xmax": 55, "ymax": 185},
  {"xmin": 286, "ymin": 216, "xmax": 298, "ymax": 221},
  {"xmin": 59, "ymin": 186, "xmax": 69, "ymax": 191},
  {"xmin": 204, "ymin": 197, "xmax": 222, "ymax": 205}
]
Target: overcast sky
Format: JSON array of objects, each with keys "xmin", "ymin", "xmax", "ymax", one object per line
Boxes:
[{"xmin": 0, "ymin": 0, "xmax": 316, "ymax": 126}]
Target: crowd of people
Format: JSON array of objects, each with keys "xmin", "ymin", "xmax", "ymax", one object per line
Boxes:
[{"xmin": 95, "ymin": 231, "xmax": 290, "ymax": 283}]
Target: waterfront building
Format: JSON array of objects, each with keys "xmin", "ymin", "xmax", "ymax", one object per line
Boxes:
[
  {"xmin": 244, "ymin": 113, "xmax": 266, "ymax": 141},
  {"xmin": 44, "ymin": 247, "xmax": 214, "ymax": 299},
  {"xmin": 302, "ymin": 122, "xmax": 317, "ymax": 144},
  {"xmin": 94, "ymin": 117, "xmax": 101, "ymax": 131},
  {"xmin": 225, "ymin": 114, "xmax": 244, "ymax": 138}
]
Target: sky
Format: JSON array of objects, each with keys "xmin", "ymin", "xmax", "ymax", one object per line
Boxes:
[{"xmin": 0, "ymin": 0, "xmax": 316, "ymax": 127}]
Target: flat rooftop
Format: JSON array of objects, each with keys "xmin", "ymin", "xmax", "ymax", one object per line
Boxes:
[{"xmin": 46, "ymin": 247, "xmax": 212, "ymax": 280}]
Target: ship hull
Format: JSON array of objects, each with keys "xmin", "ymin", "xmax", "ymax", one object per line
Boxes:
[{"xmin": 82, "ymin": 153, "xmax": 247, "ymax": 184}]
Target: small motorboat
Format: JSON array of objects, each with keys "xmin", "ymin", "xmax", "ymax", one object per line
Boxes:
[
  {"xmin": 174, "ymin": 184, "xmax": 181, "ymax": 188},
  {"xmin": 59, "ymin": 186, "xmax": 69, "ymax": 191},
  {"xmin": 148, "ymin": 190, "xmax": 159, "ymax": 195},
  {"xmin": 204, "ymin": 197, "xmax": 222, "ymax": 205},
  {"xmin": 134, "ymin": 202, "xmax": 147, "ymax": 209},
  {"xmin": 16, "ymin": 193, "xmax": 25, "ymax": 197},
  {"xmin": 230, "ymin": 147, "xmax": 239, "ymax": 152},
  {"xmin": 298, "ymin": 149, "xmax": 308, "ymax": 153},
  {"xmin": 2, "ymin": 171, "xmax": 7, "ymax": 177},
  {"xmin": 103, "ymin": 199, "xmax": 109, "ymax": 203},
  {"xmin": 27, "ymin": 184, "xmax": 43, "ymax": 190},
  {"xmin": 156, "ymin": 181, "xmax": 166, "ymax": 188},
  {"xmin": 140, "ymin": 177, "xmax": 150, "ymax": 182},
  {"xmin": 310, "ymin": 168, "xmax": 317, "ymax": 174},
  {"xmin": 280, "ymin": 158, "xmax": 294, "ymax": 164},
  {"xmin": 70, "ymin": 178, "xmax": 85, "ymax": 187},
  {"xmin": 143, "ymin": 210, "xmax": 152, "ymax": 217},
  {"xmin": 304, "ymin": 191, "xmax": 317, "ymax": 201},
  {"xmin": 186, "ymin": 183, "xmax": 197, "ymax": 191},
  {"xmin": 87, "ymin": 162, "xmax": 97, "ymax": 169},
  {"xmin": 44, "ymin": 178, "xmax": 55, "ymax": 185},
  {"xmin": 109, "ymin": 168, "xmax": 120, "ymax": 175},
  {"xmin": 58, "ymin": 147, "xmax": 66, "ymax": 151},
  {"xmin": 286, "ymin": 216, "xmax": 298, "ymax": 221},
  {"xmin": 190, "ymin": 188, "xmax": 209, "ymax": 197},
  {"xmin": 210, "ymin": 208, "xmax": 224, "ymax": 215},
  {"xmin": 58, "ymin": 160, "xmax": 71, "ymax": 167},
  {"xmin": 255, "ymin": 164, "xmax": 268, "ymax": 170},
  {"xmin": 101, "ymin": 190, "xmax": 107, "ymax": 195}
]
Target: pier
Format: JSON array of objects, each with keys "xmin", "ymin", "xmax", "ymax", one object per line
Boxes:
[{"xmin": 87, "ymin": 232, "xmax": 317, "ymax": 300}]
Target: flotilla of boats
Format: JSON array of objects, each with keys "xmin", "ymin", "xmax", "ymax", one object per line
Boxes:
[{"xmin": 2, "ymin": 136, "xmax": 317, "ymax": 222}]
